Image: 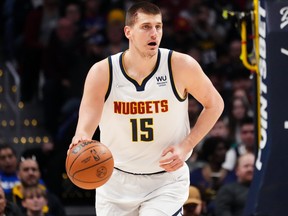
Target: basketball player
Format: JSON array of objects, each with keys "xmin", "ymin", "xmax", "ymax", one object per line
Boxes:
[{"xmin": 68, "ymin": 2, "xmax": 224, "ymax": 215}]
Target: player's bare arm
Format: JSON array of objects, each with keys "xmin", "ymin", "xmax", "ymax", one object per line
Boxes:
[
  {"xmin": 70, "ymin": 59, "xmax": 110, "ymax": 146},
  {"xmin": 177, "ymin": 51, "xmax": 224, "ymax": 148},
  {"xmin": 160, "ymin": 52, "xmax": 224, "ymax": 171}
]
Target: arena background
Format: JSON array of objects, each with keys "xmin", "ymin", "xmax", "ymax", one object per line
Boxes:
[
  {"xmin": 1, "ymin": 0, "xmax": 288, "ymax": 215},
  {"xmin": 242, "ymin": 0, "xmax": 288, "ymax": 215}
]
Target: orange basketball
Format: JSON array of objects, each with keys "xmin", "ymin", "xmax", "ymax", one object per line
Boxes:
[{"xmin": 66, "ymin": 140, "xmax": 114, "ymax": 190}]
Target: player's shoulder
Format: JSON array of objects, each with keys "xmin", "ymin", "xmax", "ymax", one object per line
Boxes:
[
  {"xmin": 90, "ymin": 57, "xmax": 109, "ymax": 72},
  {"xmin": 90, "ymin": 51, "xmax": 123, "ymax": 72},
  {"xmin": 171, "ymin": 50, "xmax": 197, "ymax": 64},
  {"xmin": 169, "ymin": 50, "xmax": 201, "ymax": 73},
  {"xmin": 84, "ymin": 58, "xmax": 111, "ymax": 86}
]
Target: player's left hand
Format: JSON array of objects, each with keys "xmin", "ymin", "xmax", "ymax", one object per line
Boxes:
[{"xmin": 159, "ymin": 146, "xmax": 185, "ymax": 172}]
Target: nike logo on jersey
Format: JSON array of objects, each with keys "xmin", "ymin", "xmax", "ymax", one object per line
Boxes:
[{"xmin": 116, "ymin": 83, "xmax": 129, "ymax": 88}]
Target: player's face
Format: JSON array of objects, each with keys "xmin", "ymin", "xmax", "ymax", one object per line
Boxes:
[{"xmin": 125, "ymin": 12, "xmax": 163, "ymax": 58}]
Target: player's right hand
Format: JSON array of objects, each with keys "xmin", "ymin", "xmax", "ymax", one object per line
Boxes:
[{"xmin": 67, "ymin": 136, "xmax": 88, "ymax": 155}]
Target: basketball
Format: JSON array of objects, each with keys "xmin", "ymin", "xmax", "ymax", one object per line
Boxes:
[{"xmin": 66, "ymin": 140, "xmax": 114, "ymax": 190}]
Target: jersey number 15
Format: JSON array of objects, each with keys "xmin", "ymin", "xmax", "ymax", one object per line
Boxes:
[{"xmin": 130, "ymin": 118, "xmax": 154, "ymax": 142}]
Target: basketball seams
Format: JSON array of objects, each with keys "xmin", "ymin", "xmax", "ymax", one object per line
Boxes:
[
  {"xmin": 72, "ymin": 156, "xmax": 114, "ymax": 177},
  {"xmin": 66, "ymin": 140, "xmax": 114, "ymax": 189},
  {"xmin": 67, "ymin": 143, "xmax": 105, "ymax": 175},
  {"xmin": 72, "ymin": 175, "xmax": 111, "ymax": 184}
]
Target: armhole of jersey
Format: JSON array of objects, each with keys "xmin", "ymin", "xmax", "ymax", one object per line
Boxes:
[
  {"xmin": 168, "ymin": 50, "xmax": 187, "ymax": 102},
  {"xmin": 105, "ymin": 56, "xmax": 113, "ymax": 101}
]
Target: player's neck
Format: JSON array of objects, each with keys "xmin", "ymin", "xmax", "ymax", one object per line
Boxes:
[{"xmin": 123, "ymin": 49, "xmax": 158, "ymax": 78}]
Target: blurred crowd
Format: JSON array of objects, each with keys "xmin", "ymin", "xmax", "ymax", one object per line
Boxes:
[{"xmin": 0, "ymin": 0, "xmax": 256, "ymax": 215}]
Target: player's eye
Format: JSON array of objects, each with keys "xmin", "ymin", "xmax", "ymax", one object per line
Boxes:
[
  {"xmin": 142, "ymin": 25, "xmax": 150, "ymax": 30},
  {"xmin": 156, "ymin": 25, "xmax": 162, "ymax": 30}
]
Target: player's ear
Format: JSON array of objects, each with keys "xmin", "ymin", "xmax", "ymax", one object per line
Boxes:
[{"xmin": 124, "ymin": 26, "xmax": 131, "ymax": 39}]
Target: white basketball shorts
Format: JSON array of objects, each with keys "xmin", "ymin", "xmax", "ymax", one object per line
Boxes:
[{"xmin": 95, "ymin": 163, "xmax": 190, "ymax": 216}]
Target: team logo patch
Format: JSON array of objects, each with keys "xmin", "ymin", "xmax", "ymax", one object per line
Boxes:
[{"xmin": 156, "ymin": 75, "xmax": 167, "ymax": 87}]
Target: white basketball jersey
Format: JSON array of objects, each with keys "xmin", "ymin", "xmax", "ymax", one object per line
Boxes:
[{"xmin": 99, "ymin": 48, "xmax": 190, "ymax": 173}]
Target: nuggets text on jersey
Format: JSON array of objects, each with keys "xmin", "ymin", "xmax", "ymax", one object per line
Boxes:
[{"xmin": 114, "ymin": 100, "xmax": 168, "ymax": 115}]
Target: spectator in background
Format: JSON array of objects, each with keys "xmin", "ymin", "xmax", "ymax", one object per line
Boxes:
[
  {"xmin": 81, "ymin": 0, "xmax": 106, "ymax": 44},
  {"xmin": 63, "ymin": 2, "xmax": 83, "ymax": 38},
  {"xmin": 190, "ymin": 137, "xmax": 236, "ymax": 215},
  {"xmin": 215, "ymin": 153, "xmax": 255, "ymax": 216},
  {"xmin": 158, "ymin": 6, "xmax": 175, "ymax": 49},
  {"xmin": 0, "ymin": 145, "xmax": 20, "ymax": 197},
  {"xmin": 103, "ymin": 9, "xmax": 128, "ymax": 56},
  {"xmin": 172, "ymin": 15, "xmax": 195, "ymax": 53},
  {"xmin": 215, "ymin": 38, "xmax": 253, "ymax": 101},
  {"xmin": 226, "ymin": 96, "xmax": 252, "ymax": 143},
  {"xmin": 11, "ymin": 157, "xmax": 66, "ymax": 216},
  {"xmin": 0, "ymin": 186, "xmax": 22, "ymax": 216},
  {"xmin": 183, "ymin": 186, "xmax": 206, "ymax": 216},
  {"xmin": 1, "ymin": 0, "xmax": 34, "ymax": 62},
  {"xmin": 42, "ymin": 17, "xmax": 84, "ymax": 137},
  {"xmin": 229, "ymin": 69, "xmax": 253, "ymax": 100},
  {"xmin": 216, "ymin": 39, "xmax": 247, "ymax": 80},
  {"xmin": 158, "ymin": 0, "xmax": 188, "ymax": 17},
  {"xmin": 233, "ymin": 88, "xmax": 250, "ymax": 101},
  {"xmin": 21, "ymin": 141, "xmax": 56, "ymax": 192},
  {"xmin": 208, "ymin": 115, "xmax": 230, "ymax": 140},
  {"xmin": 187, "ymin": 45, "xmax": 203, "ymax": 66},
  {"xmin": 20, "ymin": 0, "xmax": 60, "ymax": 102},
  {"xmin": 192, "ymin": 3, "xmax": 225, "ymax": 71},
  {"xmin": 21, "ymin": 186, "xmax": 51, "ymax": 216},
  {"xmin": 222, "ymin": 116, "xmax": 255, "ymax": 171},
  {"xmin": 208, "ymin": 115, "xmax": 233, "ymax": 147}
]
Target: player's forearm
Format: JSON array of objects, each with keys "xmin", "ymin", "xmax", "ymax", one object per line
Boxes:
[
  {"xmin": 73, "ymin": 107, "xmax": 101, "ymax": 141},
  {"xmin": 74, "ymin": 119, "xmax": 97, "ymax": 140},
  {"xmin": 185, "ymin": 97, "xmax": 224, "ymax": 150}
]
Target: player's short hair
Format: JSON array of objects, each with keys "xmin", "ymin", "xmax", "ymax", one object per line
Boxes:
[{"xmin": 125, "ymin": 1, "xmax": 161, "ymax": 26}]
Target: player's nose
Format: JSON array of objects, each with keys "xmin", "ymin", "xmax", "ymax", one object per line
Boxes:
[{"xmin": 150, "ymin": 27, "xmax": 157, "ymax": 37}]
